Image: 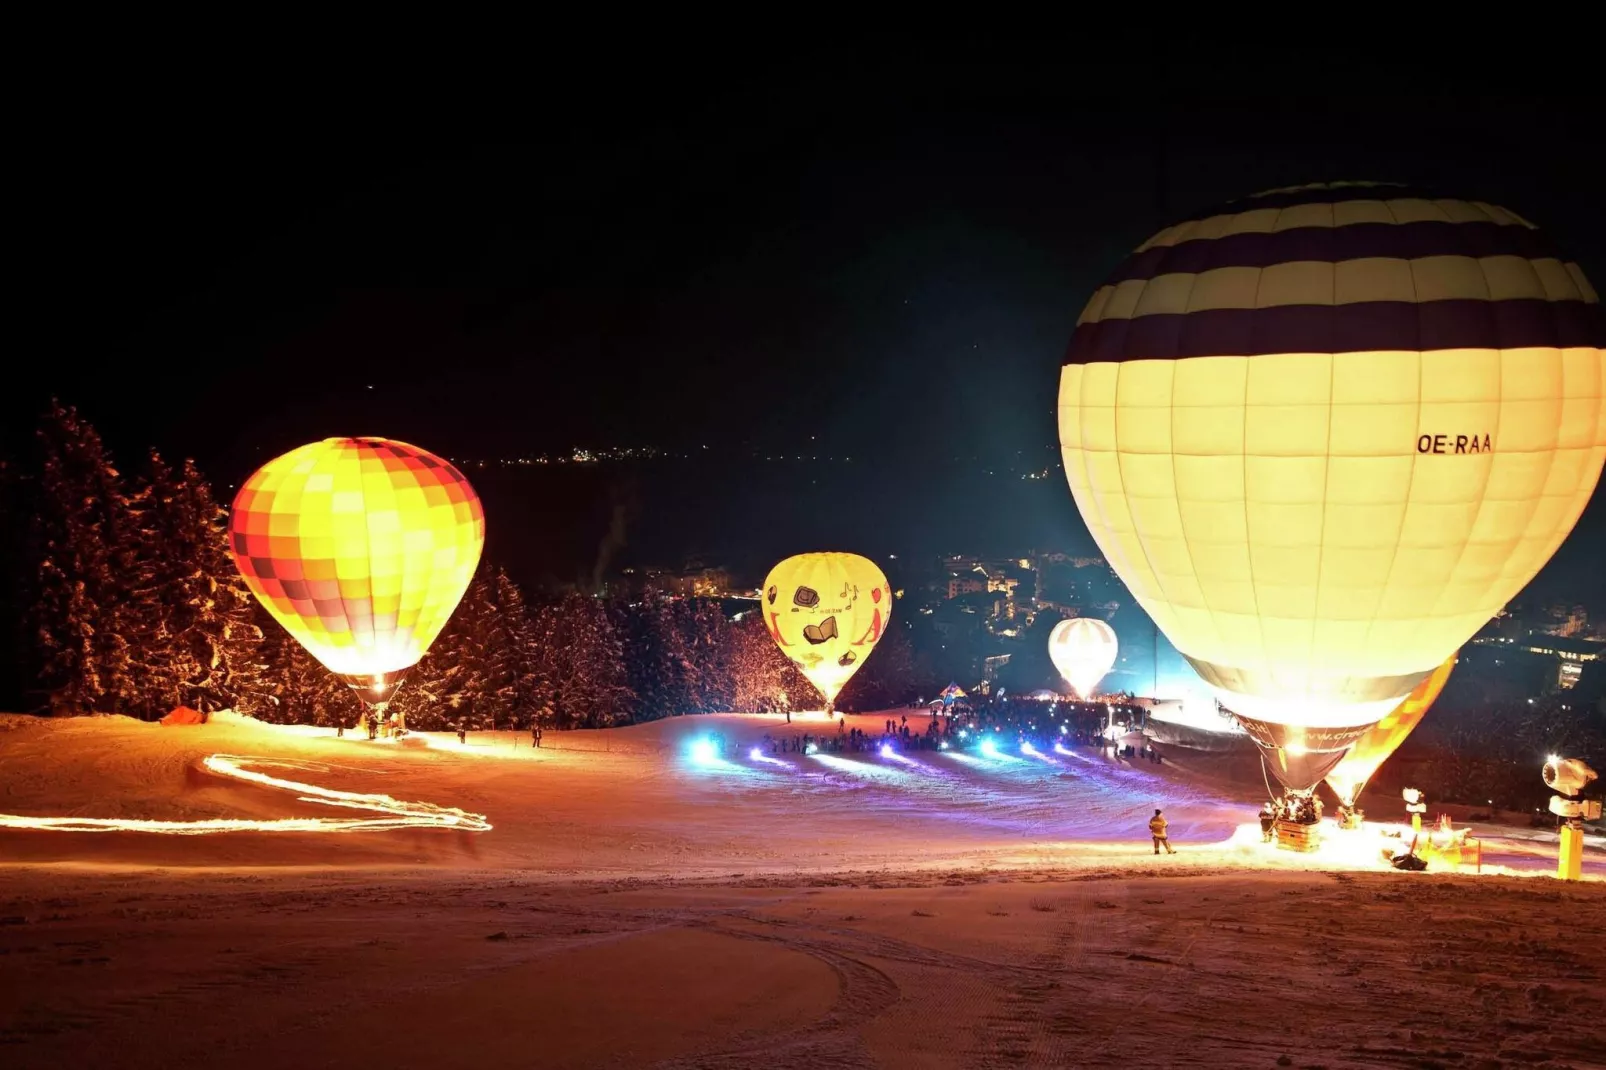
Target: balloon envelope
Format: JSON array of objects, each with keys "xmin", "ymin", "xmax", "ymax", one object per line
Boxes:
[
  {"xmin": 230, "ymin": 437, "xmax": 485, "ymax": 706},
  {"xmin": 1048, "ymin": 617, "xmax": 1118, "ymax": 699},
  {"xmin": 762, "ymin": 552, "xmax": 891, "ymax": 707},
  {"xmin": 1325, "ymin": 654, "xmax": 1456, "ymax": 807},
  {"xmin": 1058, "ymin": 183, "xmax": 1604, "ymax": 789}
]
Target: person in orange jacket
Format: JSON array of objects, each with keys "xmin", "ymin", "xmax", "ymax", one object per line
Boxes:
[{"xmin": 1148, "ymin": 809, "xmax": 1176, "ymax": 855}]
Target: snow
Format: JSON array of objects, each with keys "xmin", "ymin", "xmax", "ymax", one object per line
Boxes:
[
  {"xmin": 1, "ymin": 709, "xmax": 1598, "ymax": 878},
  {"xmin": 2, "ymin": 710, "xmax": 1603, "ymax": 1068}
]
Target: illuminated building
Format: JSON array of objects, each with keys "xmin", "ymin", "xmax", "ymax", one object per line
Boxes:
[
  {"xmin": 983, "ymin": 652, "xmax": 1013, "ymax": 681},
  {"xmin": 1514, "ymin": 633, "xmax": 1604, "ymax": 690},
  {"xmin": 946, "ymin": 573, "xmax": 988, "ymax": 599},
  {"xmin": 1543, "ymin": 604, "xmax": 1589, "ymax": 638}
]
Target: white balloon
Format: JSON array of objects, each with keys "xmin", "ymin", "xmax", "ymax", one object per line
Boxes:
[{"xmin": 1048, "ymin": 618, "xmax": 1118, "ymax": 700}]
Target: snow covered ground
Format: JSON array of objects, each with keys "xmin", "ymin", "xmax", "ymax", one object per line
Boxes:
[
  {"xmin": 0, "ymin": 710, "xmax": 1595, "ymax": 878},
  {"xmin": 1, "ymin": 711, "xmax": 1603, "ymax": 1068}
]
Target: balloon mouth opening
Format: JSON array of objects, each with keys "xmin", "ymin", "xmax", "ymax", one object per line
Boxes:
[{"xmin": 338, "ymin": 668, "xmax": 414, "ymax": 711}]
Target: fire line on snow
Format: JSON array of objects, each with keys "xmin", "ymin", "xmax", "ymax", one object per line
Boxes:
[{"xmin": 0, "ymin": 754, "xmax": 493, "ymax": 835}]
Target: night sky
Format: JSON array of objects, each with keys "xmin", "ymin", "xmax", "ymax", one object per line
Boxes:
[{"xmin": 10, "ymin": 50, "xmax": 1604, "ymax": 593}]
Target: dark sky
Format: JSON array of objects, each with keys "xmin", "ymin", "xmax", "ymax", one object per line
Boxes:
[{"xmin": 10, "ymin": 49, "xmax": 1604, "ymax": 594}]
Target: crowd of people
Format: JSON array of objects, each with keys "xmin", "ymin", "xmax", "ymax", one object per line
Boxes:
[
  {"xmin": 748, "ymin": 695, "xmax": 1160, "ymax": 761},
  {"xmin": 1256, "ymin": 794, "xmax": 1325, "ymax": 842},
  {"xmin": 760, "ymin": 712, "xmax": 955, "ymax": 756},
  {"xmin": 945, "ymin": 694, "xmax": 1154, "ymax": 755},
  {"xmin": 1278, "ymin": 793, "xmax": 1324, "ymax": 825}
]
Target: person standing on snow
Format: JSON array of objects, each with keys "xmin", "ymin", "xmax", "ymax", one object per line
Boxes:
[
  {"xmin": 1259, "ymin": 802, "xmax": 1277, "ymax": 843},
  {"xmin": 1148, "ymin": 809, "xmax": 1176, "ymax": 855}
]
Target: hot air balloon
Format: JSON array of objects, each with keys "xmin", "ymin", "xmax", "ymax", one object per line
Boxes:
[
  {"xmin": 230, "ymin": 437, "xmax": 485, "ymax": 716},
  {"xmin": 1325, "ymin": 654, "xmax": 1456, "ymax": 813},
  {"xmin": 1059, "ymin": 182, "xmax": 1604, "ymax": 810},
  {"xmin": 1048, "ymin": 617, "xmax": 1119, "ymax": 699},
  {"xmin": 762, "ymin": 553, "xmax": 891, "ymax": 713}
]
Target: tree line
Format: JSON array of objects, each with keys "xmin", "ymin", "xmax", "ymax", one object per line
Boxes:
[{"xmin": 14, "ymin": 404, "xmax": 928, "ymax": 729}]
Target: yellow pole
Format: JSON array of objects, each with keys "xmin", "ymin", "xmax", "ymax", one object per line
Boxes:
[
  {"xmin": 1558, "ymin": 824, "xmax": 1583, "ymax": 881},
  {"xmin": 1411, "ymin": 812, "xmax": 1422, "ymax": 835}
]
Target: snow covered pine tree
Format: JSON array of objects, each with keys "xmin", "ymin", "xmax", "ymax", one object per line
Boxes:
[{"xmin": 31, "ymin": 402, "xmax": 141, "ymax": 715}]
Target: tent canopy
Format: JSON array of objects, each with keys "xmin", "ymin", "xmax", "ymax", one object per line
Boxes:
[{"xmin": 160, "ymin": 706, "xmax": 205, "ymax": 726}]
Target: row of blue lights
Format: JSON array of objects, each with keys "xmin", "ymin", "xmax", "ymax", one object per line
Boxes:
[{"xmin": 687, "ymin": 729, "xmax": 1090, "ymax": 770}]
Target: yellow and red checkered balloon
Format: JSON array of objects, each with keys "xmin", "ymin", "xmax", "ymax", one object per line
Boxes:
[{"xmin": 229, "ymin": 438, "xmax": 485, "ymax": 702}]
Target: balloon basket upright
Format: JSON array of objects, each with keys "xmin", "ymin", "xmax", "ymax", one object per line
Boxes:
[{"xmin": 1274, "ymin": 818, "xmax": 1320, "ymax": 852}]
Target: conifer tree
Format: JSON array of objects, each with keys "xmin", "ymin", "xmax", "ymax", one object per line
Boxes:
[
  {"xmin": 728, "ymin": 611, "xmax": 795, "ymax": 713},
  {"xmin": 182, "ymin": 459, "xmax": 266, "ymax": 711},
  {"xmin": 32, "ymin": 402, "xmax": 139, "ymax": 714},
  {"xmin": 839, "ymin": 616, "xmax": 919, "ymax": 711},
  {"xmin": 124, "ymin": 452, "xmax": 265, "ymax": 717},
  {"xmin": 389, "ymin": 569, "xmax": 518, "ymax": 732},
  {"xmin": 492, "ymin": 567, "xmax": 541, "ymax": 728},
  {"xmin": 253, "ymin": 620, "xmax": 353, "ymax": 726},
  {"xmin": 532, "ymin": 592, "xmax": 633, "ymax": 728},
  {"xmin": 123, "ymin": 451, "xmax": 183, "ymax": 717},
  {"xmin": 620, "ymin": 589, "xmax": 689, "ymax": 720},
  {"xmin": 676, "ymin": 598, "xmax": 733, "ymax": 712},
  {"xmin": 473, "ymin": 567, "xmax": 531, "ymax": 729},
  {"xmin": 438, "ymin": 573, "xmax": 497, "ymax": 729},
  {"xmin": 392, "ymin": 644, "xmax": 452, "ymax": 730}
]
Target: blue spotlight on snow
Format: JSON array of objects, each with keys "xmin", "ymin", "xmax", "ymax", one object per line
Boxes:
[
  {"xmin": 811, "ymin": 752, "xmax": 910, "ymax": 781},
  {"xmin": 939, "ymin": 740, "xmax": 950, "ymax": 750},
  {"xmin": 880, "ymin": 743, "xmax": 895, "ymax": 758},
  {"xmin": 980, "ymin": 739, "xmax": 999, "ymax": 758},
  {"xmin": 690, "ymin": 738, "xmax": 718, "ymax": 764},
  {"xmin": 749, "ymin": 747, "xmax": 763, "ymax": 762},
  {"xmin": 1022, "ymin": 740, "xmax": 1059, "ymax": 765},
  {"xmin": 805, "ymin": 742, "xmax": 818, "ymax": 756}
]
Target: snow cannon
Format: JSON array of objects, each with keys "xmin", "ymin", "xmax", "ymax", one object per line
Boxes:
[{"xmin": 1545, "ymin": 756, "xmax": 1601, "ymax": 881}]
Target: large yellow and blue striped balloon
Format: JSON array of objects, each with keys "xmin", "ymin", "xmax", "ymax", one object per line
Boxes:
[{"xmin": 1059, "ymin": 183, "xmax": 1603, "ymax": 790}]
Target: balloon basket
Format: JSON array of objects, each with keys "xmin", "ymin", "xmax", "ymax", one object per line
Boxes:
[{"xmin": 1274, "ymin": 818, "xmax": 1320, "ymax": 852}]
